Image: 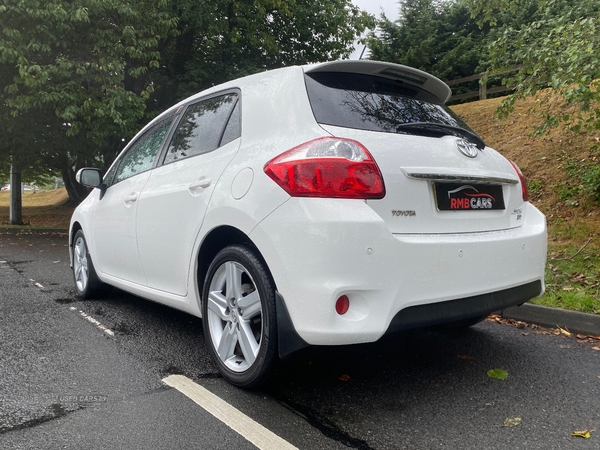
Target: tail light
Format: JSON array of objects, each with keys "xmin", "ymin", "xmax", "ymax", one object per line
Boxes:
[
  {"xmin": 509, "ymin": 160, "xmax": 529, "ymax": 202},
  {"xmin": 264, "ymin": 137, "xmax": 385, "ymax": 199}
]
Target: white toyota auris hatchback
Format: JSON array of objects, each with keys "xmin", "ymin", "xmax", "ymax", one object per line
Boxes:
[{"xmin": 70, "ymin": 60, "xmax": 547, "ymax": 387}]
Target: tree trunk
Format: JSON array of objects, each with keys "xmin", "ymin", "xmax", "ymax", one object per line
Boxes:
[
  {"xmin": 58, "ymin": 155, "xmax": 90, "ymax": 205},
  {"xmin": 9, "ymin": 161, "xmax": 23, "ymax": 225}
]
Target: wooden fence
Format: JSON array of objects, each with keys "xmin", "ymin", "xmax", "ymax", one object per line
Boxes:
[{"xmin": 446, "ymin": 67, "xmax": 520, "ymax": 102}]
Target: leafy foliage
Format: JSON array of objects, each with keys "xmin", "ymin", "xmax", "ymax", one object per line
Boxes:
[
  {"xmin": 367, "ymin": 0, "xmax": 486, "ymax": 81},
  {"xmin": 469, "ymin": 0, "xmax": 600, "ymax": 133},
  {"xmin": 0, "ymin": 0, "xmax": 374, "ymax": 204},
  {"xmin": 368, "ymin": 0, "xmax": 599, "ymax": 133},
  {"xmin": 0, "ymin": 0, "xmax": 178, "ymax": 203},
  {"xmin": 154, "ymin": 0, "xmax": 375, "ymax": 109}
]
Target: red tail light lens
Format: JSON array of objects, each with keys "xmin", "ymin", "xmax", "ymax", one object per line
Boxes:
[
  {"xmin": 509, "ymin": 160, "xmax": 529, "ymax": 202},
  {"xmin": 264, "ymin": 137, "xmax": 385, "ymax": 199}
]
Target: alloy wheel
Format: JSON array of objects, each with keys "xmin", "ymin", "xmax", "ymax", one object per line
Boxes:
[
  {"xmin": 206, "ymin": 260, "xmax": 263, "ymax": 372},
  {"xmin": 73, "ymin": 236, "xmax": 89, "ymax": 293}
]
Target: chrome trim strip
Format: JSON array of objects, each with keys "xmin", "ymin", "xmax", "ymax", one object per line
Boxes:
[{"xmin": 406, "ymin": 173, "xmax": 518, "ymax": 185}]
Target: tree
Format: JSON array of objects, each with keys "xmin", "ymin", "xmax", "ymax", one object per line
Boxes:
[
  {"xmin": 0, "ymin": 0, "xmax": 374, "ymax": 205},
  {"xmin": 152, "ymin": 0, "xmax": 375, "ymax": 110},
  {"xmin": 0, "ymin": 0, "xmax": 178, "ymax": 204},
  {"xmin": 366, "ymin": 0, "xmax": 486, "ymax": 81},
  {"xmin": 467, "ymin": 0, "xmax": 600, "ymax": 133}
]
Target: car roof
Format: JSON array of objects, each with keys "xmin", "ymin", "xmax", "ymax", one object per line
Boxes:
[{"xmin": 141, "ymin": 61, "xmax": 452, "ymax": 141}]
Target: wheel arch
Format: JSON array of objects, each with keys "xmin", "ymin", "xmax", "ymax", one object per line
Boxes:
[
  {"xmin": 69, "ymin": 221, "xmax": 83, "ymax": 267},
  {"xmin": 195, "ymin": 225, "xmax": 309, "ymax": 360},
  {"xmin": 196, "ymin": 225, "xmax": 267, "ymax": 297}
]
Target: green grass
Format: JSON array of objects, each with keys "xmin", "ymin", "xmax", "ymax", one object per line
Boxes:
[
  {"xmin": 548, "ymin": 219, "xmax": 598, "ymax": 242},
  {"xmin": 532, "ymin": 242, "xmax": 600, "ymax": 315}
]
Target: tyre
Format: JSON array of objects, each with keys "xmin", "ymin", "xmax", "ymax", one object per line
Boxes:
[
  {"xmin": 202, "ymin": 245, "xmax": 278, "ymax": 388},
  {"xmin": 72, "ymin": 230, "xmax": 106, "ymax": 299}
]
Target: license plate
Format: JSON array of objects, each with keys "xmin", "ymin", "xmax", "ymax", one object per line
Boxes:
[{"xmin": 434, "ymin": 182, "xmax": 505, "ymax": 211}]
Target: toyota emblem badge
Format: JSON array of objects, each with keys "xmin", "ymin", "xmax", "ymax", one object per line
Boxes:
[{"xmin": 455, "ymin": 139, "xmax": 479, "ymax": 158}]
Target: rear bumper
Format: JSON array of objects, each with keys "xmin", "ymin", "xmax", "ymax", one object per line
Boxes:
[
  {"xmin": 251, "ymin": 198, "xmax": 547, "ymax": 346},
  {"xmin": 387, "ymin": 279, "xmax": 542, "ymax": 332},
  {"xmin": 277, "ymin": 280, "xmax": 542, "ymax": 359}
]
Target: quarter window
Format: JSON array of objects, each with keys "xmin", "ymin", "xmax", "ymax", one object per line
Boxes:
[{"xmin": 165, "ymin": 93, "xmax": 239, "ymax": 164}]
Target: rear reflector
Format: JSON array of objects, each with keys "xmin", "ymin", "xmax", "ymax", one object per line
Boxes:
[
  {"xmin": 264, "ymin": 137, "xmax": 385, "ymax": 199},
  {"xmin": 335, "ymin": 295, "xmax": 350, "ymax": 315}
]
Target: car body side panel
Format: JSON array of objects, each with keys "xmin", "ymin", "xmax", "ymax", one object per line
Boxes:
[{"xmin": 184, "ymin": 66, "xmax": 331, "ymax": 307}]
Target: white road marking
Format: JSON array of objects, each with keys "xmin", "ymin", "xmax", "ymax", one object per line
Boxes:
[
  {"xmin": 70, "ymin": 308, "xmax": 115, "ymax": 337},
  {"xmin": 163, "ymin": 375, "xmax": 298, "ymax": 450}
]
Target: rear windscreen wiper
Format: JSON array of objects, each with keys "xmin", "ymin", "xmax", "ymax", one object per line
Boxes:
[{"xmin": 396, "ymin": 122, "xmax": 486, "ymax": 150}]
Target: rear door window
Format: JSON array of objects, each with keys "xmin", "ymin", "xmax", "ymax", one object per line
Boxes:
[{"xmin": 164, "ymin": 93, "xmax": 239, "ymax": 164}]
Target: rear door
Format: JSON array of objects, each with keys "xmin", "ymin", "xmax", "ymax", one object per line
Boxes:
[{"xmin": 136, "ymin": 91, "xmax": 241, "ymax": 296}]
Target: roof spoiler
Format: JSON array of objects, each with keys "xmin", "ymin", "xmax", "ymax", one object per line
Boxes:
[{"xmin": 304, "ymin": 60, "xmax": 452, "ymax": 104}]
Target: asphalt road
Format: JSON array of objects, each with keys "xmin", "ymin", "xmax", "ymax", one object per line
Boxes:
[{"xmin": 1, "ymin": 231, "xmax": 599, "ymax": 449}]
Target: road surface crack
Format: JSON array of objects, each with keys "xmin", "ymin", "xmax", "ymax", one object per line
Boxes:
[
  {"xmin": 0, "ymin": 403, "xmax": 79, "ymax": 435},
  {"xmin": 275, "ymin": 397, "xmax": 376, "ymax": 450}
]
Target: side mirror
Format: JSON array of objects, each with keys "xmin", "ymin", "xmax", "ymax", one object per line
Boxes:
[{"xmin": 76, "ymin": 168, "xmax": 103, "ymax": 188}]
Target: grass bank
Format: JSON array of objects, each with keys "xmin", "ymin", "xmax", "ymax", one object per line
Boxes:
[
  {"xmin": 0, "ymin": 189, "xmax": 73, "ymax": 229},
  {"xmin": 452, "ymin": 94, "xmax": 600, "ymax": 316}
]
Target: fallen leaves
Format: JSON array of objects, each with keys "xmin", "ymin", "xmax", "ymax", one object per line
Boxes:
[
  {"xmin": 503, "ymin": 417, "xmax": 522, "ymax": 427},
  {"xmin": 457, "ymin": 354, "xmax": 474, "ymax": 360},
  {"xmin": 488, "ymin": 315, "xmax": 600, "ymax": 347},
  {"xmin": 487, "ymin": 369, "xmax": 509, "ymax": 380},
  {"xmin": 338, "ymin": 374, "xmax": 350, "ymax": 382},
  {"xmin": 558, "ymin": 327, "xmax": 572, "ymax": 337},
  {"xmin": 572, "ymin": 430, "xmax": 593, "ymax": 439}
]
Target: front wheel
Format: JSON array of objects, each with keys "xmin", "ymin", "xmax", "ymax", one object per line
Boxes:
[
  {"xmin": 202, "ymin": 245, "xmax": 278, "ymax": 388},
  {"xmin": 72, "ymin": 230, "xmax": 106, "ymax": 299}
]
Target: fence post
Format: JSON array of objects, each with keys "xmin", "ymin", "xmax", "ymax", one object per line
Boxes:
[{"xmin": 479, "ymin": 72, "xmax": 488, "ymax": 100}]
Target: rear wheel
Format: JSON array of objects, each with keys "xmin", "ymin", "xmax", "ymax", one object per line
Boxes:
[
  {"xmin": 202, "ymin": 245, "xmax": 278, "ymax": 388},
  {"xmin": 72, "ymin": 230, "xmax": 106, "ymax": 299}
]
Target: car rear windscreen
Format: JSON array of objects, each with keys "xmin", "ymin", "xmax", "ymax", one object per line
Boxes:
[{"xmin": 305, "ymin": 71, "xmax": 474, "ymax": 136}]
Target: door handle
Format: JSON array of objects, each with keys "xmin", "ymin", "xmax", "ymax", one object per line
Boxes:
[
  {"xmin": 124, "ymin": 192, "xmax": 138, "ymax": 205},
  {"xmin": 189, "ymin": 177, "xmax": 212, "ymax": 191}
]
